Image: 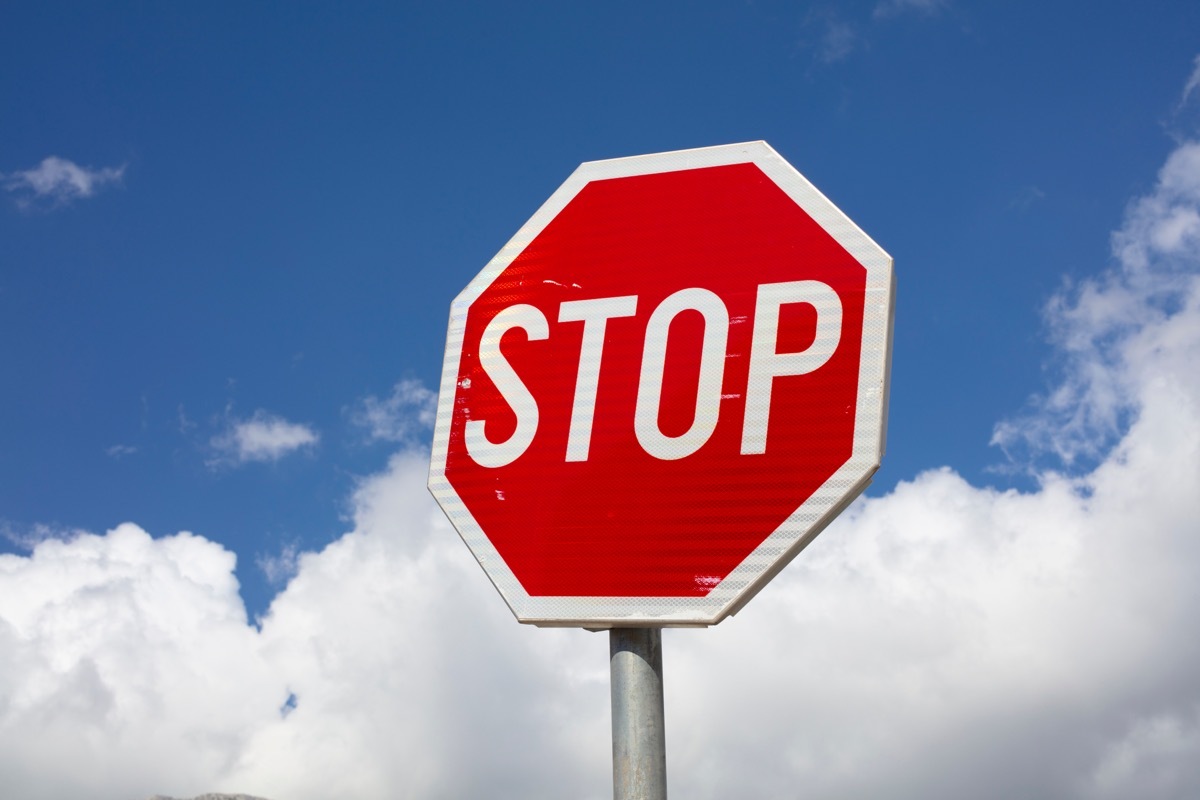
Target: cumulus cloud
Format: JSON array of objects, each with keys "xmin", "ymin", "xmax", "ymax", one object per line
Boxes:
[
  {"xmin": 2, "ymin": 156, "xmax": 125, "ymax": 208},
  {"xmin": 209, "ymin": 411, "xmax": 319, "ymax": 467},
  {"xmin": 221, "ymin": 454, "xmax": 609, "ymax": 799},
  {"xmin": 662, "ymin": 136, "xmax": 1200, "ymax": 800},
  {"xmin": 4, "ymin": 105, "xmax": 1200, "ymax": 800},
  {"xmin": 0, "ymin": 458, "xmax": 608, "ymax": 800},
  {"xmin": 0, "ymin": 526, "xmax": 285, "ymax": 800},
  {"xmin": 347, "ymin": 378, "xmax": 437, "ymax": 444}
]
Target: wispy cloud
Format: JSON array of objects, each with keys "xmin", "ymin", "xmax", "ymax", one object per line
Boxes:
[
  {"xmin": 105, "ymin": 444, "xmax": 138, "ymax": 459},
  {"xmin": 257, "ymin": 541, "xmax": 303, "ymax": 587},
  {"xmin": 805, "ymin": 0, "xmax": 949, "ymax": 67},
  {"xmin": 873, "ymin": 0, "xmax": 949, "ymax": 20},
  {"xmin": 348, "ymin": 379, "xmax": 437, "ymax": 445},
  {"xmin": 801, "ymin": 9, "xmax": 863, "ymax": 65},
  {"xmin": 209, "ymin": 410, "xmax": 319, "ymax": 467},
  {"xmin": 1180, "ymin": 54, "xmax": 1200, "ymax": 111},
  {"xmin": 2, "ymin": 156, "xmax": 125, "ymax": 209},
  {"xmin": 993, "ymin": 138, "xmax": 1200, "ymax": 467},
  {"xmin": 0, "ymin": 520, "xmax": 86, "ymax": 551},
  {"xmin": 818, "ymin": 18, "xmax": 860, "ymax": 64},
  {"xmin": 1009, "ymin": 184, "xmax": 1047, "ymax": 212},
  {"xmin": 178, "ymin": 404, "xmax": 197, "ymax": 434}
]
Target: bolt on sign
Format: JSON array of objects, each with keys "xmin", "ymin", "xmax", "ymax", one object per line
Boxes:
[{"xmin": 429, "ymin": 142, "xmax": 894, "ymax": 627}]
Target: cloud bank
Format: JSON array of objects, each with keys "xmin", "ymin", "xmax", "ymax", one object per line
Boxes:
[{"xmin": 3, "ymin": 128, "xmax": 1200, "ymax": 800}]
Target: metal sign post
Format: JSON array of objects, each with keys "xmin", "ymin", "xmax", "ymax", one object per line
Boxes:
[{"xmin": 610, "ymin": 628, "xmax": 667, "ymax": 800}]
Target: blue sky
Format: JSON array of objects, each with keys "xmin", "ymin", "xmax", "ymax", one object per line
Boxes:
[
  {"xmin": 3, "ymin": 1, "xmax": 1194, "ymax": 615},
  {"xmin": 3, "ymin": 4, "xmax": 1200, "ymax": 799}
]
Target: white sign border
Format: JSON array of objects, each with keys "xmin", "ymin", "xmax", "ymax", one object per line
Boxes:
[{"xmin": 428, "ymin": 141, "xmax": 894, "ymax": 627}]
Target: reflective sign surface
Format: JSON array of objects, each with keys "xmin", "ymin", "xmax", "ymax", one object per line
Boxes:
[{"xmin": 429, "ymin": 142, "xmax": 893, "ymax": 626}]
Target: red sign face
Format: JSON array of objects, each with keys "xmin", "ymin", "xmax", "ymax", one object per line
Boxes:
[{"xmin": 429, "ymin": 142, "xmax": 893, "ymax": 627}]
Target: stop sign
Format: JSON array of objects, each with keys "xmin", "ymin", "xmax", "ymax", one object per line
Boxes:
[{"xmin": 429, "ymin": 142, "xmax": 893, "ymax": 627}]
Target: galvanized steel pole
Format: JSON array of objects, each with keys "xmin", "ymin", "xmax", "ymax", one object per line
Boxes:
[{"xmin": 610, "ymin": 627, "xmax": 667, "ymax": 800}]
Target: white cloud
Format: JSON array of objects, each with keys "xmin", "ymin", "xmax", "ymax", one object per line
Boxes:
[
  {"xmin": 4, "ymin": 116, "xmax": 1200, "ymax": 800},
  {"xmin": 209, "ymin": 411, "xmax": 319, "ymax": 467},
  {"xmin": 222, "ymin": 453, "xmax": 609, "ymax": 799},
  {"xmin": 2, "ymin": 156, "xmax": 125, "ymax": 208},
  {"xmin": 0, "ymin": 458, "xmax": 608, "ymax": 800},
  {"xmin": 347, "ymin": 378, "xmax": 437, "ymax": 444},
  {"xmin": 0, "ymin": 526, "xmax": 285, "ymax": 800}
]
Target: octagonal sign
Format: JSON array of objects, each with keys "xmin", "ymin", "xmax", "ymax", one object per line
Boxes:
[{"xmin": 429, "ymin": 141, "xmax": 894, "ymax": 627}]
